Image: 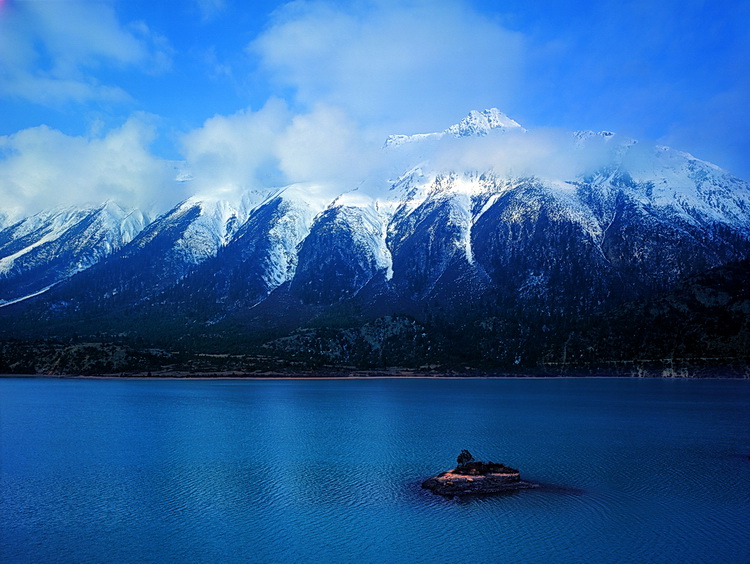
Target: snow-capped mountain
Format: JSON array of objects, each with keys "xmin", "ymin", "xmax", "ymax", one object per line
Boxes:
[
  {"xmin": 122, "ymin": 196, "xmax": 246, "ymax": 267},
  {"xmin": 0, "ymin": 202, "xmax": 147, "ymax": 306},
  {"xmin": 290, "ymin": 201, "xmax": 392, "ymax": 304},
  {"xmin": 163, "ymin": 186, "xmax": 322, "ymax": 312},
  {"xmin": 384, "ymin": 108, "xmax": 524, "ymax": 147},
  {"xmin": 445, "ymin": 107, "xmax": 525, "ymax": 137},
  {"xmin": 43, "ymin": 195, "xmax": 256, "ymax": 309},
  {"xmin": 1, "ymin": 109, "xmax": 748, "ymax": 369}
]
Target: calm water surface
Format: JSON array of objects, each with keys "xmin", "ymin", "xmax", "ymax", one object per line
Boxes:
[{"xmin": 1, "ymin": 377, "xmax": 749, "ymax": 563}]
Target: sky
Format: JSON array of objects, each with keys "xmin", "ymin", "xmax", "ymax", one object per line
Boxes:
[{"xmin": 0, "ymin": 0, "xmax": 748, "ymax": 218}]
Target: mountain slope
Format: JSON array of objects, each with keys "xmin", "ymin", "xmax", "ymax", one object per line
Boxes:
[
  {"xmin": 1, "ymin": 109, "xmax": 749, "ymax": 371},
  {"xmin": 165, "ymin": 187, "xmax": 321, "ymax": 315},
  {"xmin": 33, "ymin": 196, "xmax": 250, "ymax": 317},
  {"xmin": 0, "ymin": 202, "xmax": 147, "ymax": 306}
]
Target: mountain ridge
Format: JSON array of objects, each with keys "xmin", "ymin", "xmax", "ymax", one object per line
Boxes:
[{"xmin": 1, "ymin": 109, "xmax": 748, "ymax": 373}]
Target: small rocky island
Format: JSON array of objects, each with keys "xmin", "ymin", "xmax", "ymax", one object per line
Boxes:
[{"xmin": 422, "ymin": 450, "xmax": 538, "ymax": 496}]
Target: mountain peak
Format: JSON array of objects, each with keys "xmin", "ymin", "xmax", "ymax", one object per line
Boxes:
[
  {"xmin": 445, "ymin": 108, "xmax": 524, "ymax": 137},
  {"xmin": 384, "ymin": 108, "xmax": 524, "ymax": 147}
]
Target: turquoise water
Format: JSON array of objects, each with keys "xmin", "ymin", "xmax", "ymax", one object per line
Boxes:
[{"xmin": 1, "ymin": 377, "xmax": 749, "ymax": 563}]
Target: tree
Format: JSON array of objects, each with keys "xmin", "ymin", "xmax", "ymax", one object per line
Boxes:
[{"xmin": 457, "ymin": 449, "xmax": 474, "ymax": 467}]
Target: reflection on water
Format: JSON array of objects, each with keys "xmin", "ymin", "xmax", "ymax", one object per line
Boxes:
[{"xmin": 1, "ymin": 377, "xmax": 749, "ymax": 562}]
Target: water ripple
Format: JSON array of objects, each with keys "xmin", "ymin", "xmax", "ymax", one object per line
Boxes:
[{"xmin": 2, "ymin": 378, "xmax": 750, "ymax": 563}]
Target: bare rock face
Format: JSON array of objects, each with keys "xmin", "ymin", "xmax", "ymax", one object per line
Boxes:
[{"xmin": 422, "ymin": 460, "xmax": 537, "ymax": 496}]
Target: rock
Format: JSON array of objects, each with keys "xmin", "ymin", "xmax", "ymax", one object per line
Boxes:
[{"xmin": 421, "ymin": 460, "xmax": 538, "ymax": 496}]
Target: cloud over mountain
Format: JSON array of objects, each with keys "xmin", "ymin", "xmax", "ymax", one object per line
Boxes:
[
  {"xmin": 250, "ymin": 0, "xmax": 525, "ymax": 135},
  {"xmin": 0, "ymin": 0, "xmax": 748, "ymax": 217},
  {"xmin": 0, "ymin": 115, "xmax": 179, "ymax": 219}
]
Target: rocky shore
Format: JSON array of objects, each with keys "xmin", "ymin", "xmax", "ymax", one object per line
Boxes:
[{"xmin": 422, "ymin": 452, "xmax": 538, "ymax": 496}]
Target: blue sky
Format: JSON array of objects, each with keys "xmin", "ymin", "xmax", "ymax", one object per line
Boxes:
[{"xmin": 1, "ymin": 0, "xmax": 748, "ymax": 215}]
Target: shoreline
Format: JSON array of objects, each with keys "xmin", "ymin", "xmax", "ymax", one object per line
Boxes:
[{"xmin": 1, "ymin": 370, "xmax": 748, "ymax": 381}]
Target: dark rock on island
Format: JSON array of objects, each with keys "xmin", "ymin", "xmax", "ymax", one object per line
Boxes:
[{"xmin": 422, "ymin": 450, "xmax": 538, "ymax": 496}]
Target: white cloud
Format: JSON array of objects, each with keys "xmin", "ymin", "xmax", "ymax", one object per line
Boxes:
[
  {"xmin": 180, "ymin": 99, "xmax": 386, "ymax": 203},
  {"xmin": 0, "ymin": 0, "xmax": 533, "ymax": 214},
  {"xmin": 192, "ymin": 0, "xmax": 227, "ymax": 22},
  {"xmin": 1, "ymin": 74, "xmax": 132, "ymax": 106},
  {"xmin": 180, "ymin": 98, "xmax": 291, "ymax": 198},
  {"xmin": 0, "ymin": 115, "xmax": 181, "ymax": 219},
  {"xmin": 276, "ymin": 105, "xmax": 381, "ymax": 188},
  {"xmin": 0, "ymin": 0, "xmax": 172, "ymax": 106},
  {"xmin": 250, "ymin": 0, "xmax": 525, "ymax": 135},
  {"xmin": 429, "ymin": 128, "xmax": 612, "ymax": 180},
  {"xmin": 173, "ymin": 0, "xmax": 530, "ymax": 204}
]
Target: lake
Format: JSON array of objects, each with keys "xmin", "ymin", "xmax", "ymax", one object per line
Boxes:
[{"xmin": 1, "ymin": 377, "xmax": 749, "ymax": 563}]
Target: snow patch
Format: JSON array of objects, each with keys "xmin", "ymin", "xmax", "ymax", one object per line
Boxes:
[
  {"xmin": 0, "ymin": 282, "xmax": 60, "ymax": 308},
  {"xmin": 384, "ymin": 108, "xmax": 524, "ymax": 148},
  {"xmin": 0, "ymin": 203, "xmax": 147, "ymax": 277},
  {"xmin": 445, "ymin": 108, "xmax": 525, "ymax": 137}
]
